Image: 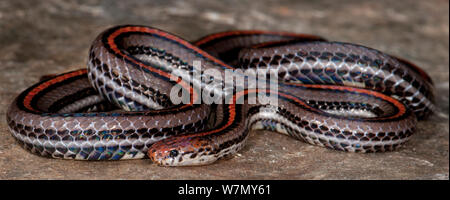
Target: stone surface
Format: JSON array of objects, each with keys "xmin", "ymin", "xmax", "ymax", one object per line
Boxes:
[{"xmin": 0, "ymin": 0, "xmax": 448, "ymax": 180}]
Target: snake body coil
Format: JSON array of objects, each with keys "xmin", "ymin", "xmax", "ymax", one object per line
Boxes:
[{"xmin": 6, "ymin": 25, "xmax": 434, "ymax": 166}]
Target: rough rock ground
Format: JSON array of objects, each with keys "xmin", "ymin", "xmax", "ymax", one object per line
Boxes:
[{"xmin": 0, "ymin": 0, "xmax": 448, "ymax": 179}]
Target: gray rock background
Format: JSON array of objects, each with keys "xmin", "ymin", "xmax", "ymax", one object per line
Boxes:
[{"xmin": 0, "ymin": 0, "xmax": 448, "ymax": 179}]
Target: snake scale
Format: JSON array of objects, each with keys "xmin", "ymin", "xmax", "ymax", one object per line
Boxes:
[{"xmin": 6, "ymin": 25, "xmax": 434, "ymax": 166}]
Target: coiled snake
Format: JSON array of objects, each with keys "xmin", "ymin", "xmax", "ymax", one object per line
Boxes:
[{"xmin": 6, "ymin": 25, "xmax": 434, "ymax": 166}]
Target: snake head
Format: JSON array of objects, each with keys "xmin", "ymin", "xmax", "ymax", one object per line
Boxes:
[{"xmin": 148, "ymin": 136, "xmax": 216, "ymax": 166}]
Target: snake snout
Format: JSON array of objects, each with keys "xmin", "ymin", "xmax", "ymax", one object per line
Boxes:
[
  {"xmin": 148, "ymin": 140, "xmax": 180, "ymax": 166},
  {"xmin": 148, "ymin": 136, "xmax": 216, "ymax": 166}
]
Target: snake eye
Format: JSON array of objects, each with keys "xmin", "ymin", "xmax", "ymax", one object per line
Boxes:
[{"xmin": 169, "ymin": 150, "xmax": 179, "ymax": 158}]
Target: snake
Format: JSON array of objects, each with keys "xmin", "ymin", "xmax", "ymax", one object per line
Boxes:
[{"xmin": 6, "ymin": 25, "xmax": 435, "ymax": 166}]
